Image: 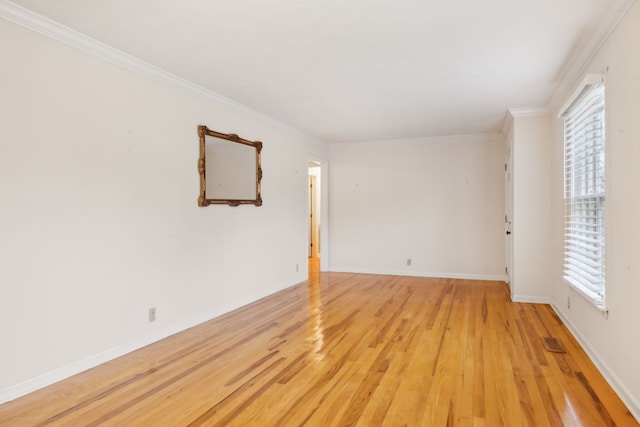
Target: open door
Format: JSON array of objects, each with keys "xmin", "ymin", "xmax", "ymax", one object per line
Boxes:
[{"xmin": 308, "ymin": 162, "xmax": 321, "ymax": 276}]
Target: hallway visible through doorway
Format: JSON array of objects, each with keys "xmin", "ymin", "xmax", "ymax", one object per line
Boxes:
[{"xmin": 308, "ymin": 161, "xmax": 321, "ymax": 278}]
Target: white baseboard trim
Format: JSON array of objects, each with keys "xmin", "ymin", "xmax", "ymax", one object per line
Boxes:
[
  {"xmin": 327, "ymin": 267, "xmax": 507, "ymax": 282},
  {"xmin": 550, "ymin": 301, "xmax": 640, "ymax": 423},
  {"xmin": 511, "ymin": 295, "xmax": 550, "ymax": 304},
  {"xmin": 0, "ymin": 288, "xmax": 282, "ymax": 405}
]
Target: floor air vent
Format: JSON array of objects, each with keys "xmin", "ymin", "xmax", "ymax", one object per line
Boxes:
[{"xmin": 542, "ymin": 337, "xmax": 566, "ymax": 353}]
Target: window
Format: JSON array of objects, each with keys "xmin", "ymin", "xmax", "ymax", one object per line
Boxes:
[{"xmin": 562, "ymin": 77, "xmax": 606, "ymax": 309}]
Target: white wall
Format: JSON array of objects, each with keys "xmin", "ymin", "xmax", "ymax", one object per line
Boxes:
[
  {"xmin": 0, "ymin": 18, "xmax": 327, "ymax": 401},
  {"xmin": 509, "ymin": 113, "xmax": 552, "ymax": 302},
  {"xmin": 328, "ymin": 136, "xmax": 505, "ymax": 280},
  {"xmin": 548, "ymin": 1, "xmax": 640, "ymax": 417}
]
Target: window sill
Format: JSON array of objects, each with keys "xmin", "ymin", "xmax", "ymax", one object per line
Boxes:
[{"xmin": 563, "ymin": 276, "xmax": 608, "ymax": 317}]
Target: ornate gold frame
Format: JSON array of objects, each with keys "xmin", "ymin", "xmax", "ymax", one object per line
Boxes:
[{"xmin": 197, "ymin": 125, "xmax": 263, "ymax": 207}]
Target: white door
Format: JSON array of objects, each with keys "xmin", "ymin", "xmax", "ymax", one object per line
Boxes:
[{"xmin": 505, "ymin": 143, "xmax": 514, "ymax": 294}]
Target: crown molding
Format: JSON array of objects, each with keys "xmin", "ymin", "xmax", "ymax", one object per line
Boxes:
[
  {"xmin": 507, "ymin": 107, "xmax": 550, "ymax": 118},
  {"xmin": 331, "ymin": 132, "xmax": 504, "ymax": 148},
  {"xmin": 500, "ymin": 107, "xmax": 550, "ymax": 135},
  {"xmin": 547, "ymin": 0, "xmax": 636, "ymax": 113},
  {"xmin": 0, "ymin": 0, "xmax": 324, "ymax": 144}
]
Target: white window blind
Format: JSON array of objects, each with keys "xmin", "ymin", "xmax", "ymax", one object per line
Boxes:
[{"xmin": 562, "ymin": 80, "xmax": 606, "ymax": 309}]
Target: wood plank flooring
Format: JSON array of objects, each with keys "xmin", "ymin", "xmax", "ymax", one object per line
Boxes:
[{"xmin": 0, "ymin": 273, "xmax": 637, "ymax": 426}]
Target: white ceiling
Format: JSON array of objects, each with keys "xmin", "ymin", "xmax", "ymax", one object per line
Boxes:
[{"xmin": 7, "ymin": 0, "xmax": 633, "ymax": 142}]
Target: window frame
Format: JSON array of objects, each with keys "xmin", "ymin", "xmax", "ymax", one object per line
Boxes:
[{"xmin": 560, "ymin": 74, "xmax": 607, "ymax": 311}]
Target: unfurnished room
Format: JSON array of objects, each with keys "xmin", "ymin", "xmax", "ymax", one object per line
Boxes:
[{"xmin": 1, "ymin": 0, "xmax": 639, "ymax": 425}]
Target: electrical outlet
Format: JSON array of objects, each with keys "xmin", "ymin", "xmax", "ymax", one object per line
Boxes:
[
  {"xmin": 149, "ymin": 307, "xmax": 156, "ymax": 322},
  {"xmin": 406, "ymin": 258, "xmax": 412, "ymax": 266},
  {"xmin": 296, "ymin": 263, "xmax": 299, "ymax": 272},
  {"xmin": 567, "ymin": 297, "xmax": 571, "ymax": 310}
]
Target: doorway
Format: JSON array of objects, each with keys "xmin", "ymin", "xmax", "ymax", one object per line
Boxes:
[{"xmin": 308, "ymin": 161, "xmax": 321, "ymax": 276}]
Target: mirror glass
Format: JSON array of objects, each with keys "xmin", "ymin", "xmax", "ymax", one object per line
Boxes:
[
  {"xmin": 198, "ymin": 125, "xmax": 262, "ymax": 206},
  {"xmin": 205, "ymin": 137, "xmax": 256, "ymax": 200}
]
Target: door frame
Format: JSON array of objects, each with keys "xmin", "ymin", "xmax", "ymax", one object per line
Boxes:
[
  {"xmin": 505, "ymin": 139, "xmax": 514, "ymax": 295},
  {"xmin": 307, "ymin": 159, "xmax": 328, "ymax": 272}
]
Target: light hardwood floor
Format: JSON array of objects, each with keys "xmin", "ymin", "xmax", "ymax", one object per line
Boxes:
[{"xmin": 0, "ymin": 273, "xmax": 637, "ymax": 426}]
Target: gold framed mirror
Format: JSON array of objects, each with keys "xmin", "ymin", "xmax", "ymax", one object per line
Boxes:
[{"xmin": 197, "ymin": 125, "xmax": 263, "ymax": 207}]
